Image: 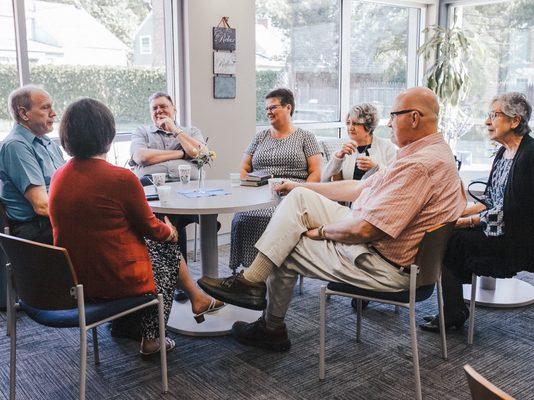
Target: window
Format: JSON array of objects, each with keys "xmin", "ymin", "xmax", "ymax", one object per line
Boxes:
[
  {"xmin": 23, "ymin": 0, "xmax": 167, "ymax": 138},
  {"xmin": 449, "ymin": 0, "xmax": 534, "ymax": 176},
  {"xmin": 0, "ymin": 0, "xmax": 21, "ymax": 140},
  {"xmin": 140, "ymin": 35, "xmax": 152, "ymax": 55},
  {"xmin": 256, "ymin": 0, "xmax": 341, "ymax": 125},
  {"xmin": 350, "ymin": 1, "xmax": 421, "ymax": 124},
  {"xmin": 255, "ymin": 0, "xmax": 424, "ymax": 140}
]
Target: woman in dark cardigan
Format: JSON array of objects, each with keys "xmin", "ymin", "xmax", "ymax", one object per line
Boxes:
[{"xmin": 421, "ymin": 92, "xmax": 533, "ymax": 332}]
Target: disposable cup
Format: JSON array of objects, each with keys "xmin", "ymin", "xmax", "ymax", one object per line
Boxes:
[
  {"xmin": 157, "ymin": 185, "xmax": 172, "ymax": 204},
  {"xmin": 229, "ymin": 173, "xmax": 241, "ymax": 187},
  {"xmin": 178, "ymin": 165, "xmax": 191, "ymax": 184},
  {"xmin": 268, "ymin": 177, "xmax": 284, "ymax": 199},
  {"xmin": 151, "ymin": 173, "xmax": 166, "ymax": 187}
]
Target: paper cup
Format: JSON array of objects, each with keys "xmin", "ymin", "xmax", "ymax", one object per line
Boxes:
[
  {"xmin": 178, "ymin": 165, "xmax": 191, "ymax": 184},
  {"xmin": 151, "ymin": 173, "xmax": 166, "ymax": 187},
  {"xmin": 229, "ymin": 173, "xmax": 241, "ymax": 187},
  {"xmin": 268, "ymin": 178, "xmax": 284, "ymax": 199},
  {"xmin": 157, "ymin": 185, "xmax": 172, "ymax": 204}
]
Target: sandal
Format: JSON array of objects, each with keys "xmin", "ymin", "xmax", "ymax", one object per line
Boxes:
[
  {"xmin": 193, "ymin": 298, "xmax": 226, "ymax": 323},
  {"xmin": 140, "ymin": 337, "xmax": 176, "ymax": 358}
]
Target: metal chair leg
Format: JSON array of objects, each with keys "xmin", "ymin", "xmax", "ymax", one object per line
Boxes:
[
  {"xmin": 299, "ymin": 275, "xmax": 304, "ymax": 295},
  {"xmin": 409, "ymin": 303, "xmax": 422, "ymax": 400},
  {"xmin": 158, "ymin": 294, "xmax": 169, "ymax": 393},
  {"xmin": 92, "ymin": 327, "xmax": 100, "ymax": 365},
  {"xmin": 8, "ymin": 272, "xmax": 17, "ymax": 400},
  {"xmin": 356, "ymin": 299, "xmax": 362, "ymax": 343},
  {"xmin": 193, "ymin": 223, "xmax": 198, "ymax": 262},
  {"xmin": 468, "ymin": 274, "xmax": 477, "ymax": 345},
  {"xmin": 319, "ymin": 286, "xmax": 326, "ymax": 380},
  {"xmin": 437, "ymin": 278, "xmax": 448, "ymax": 360},
  {"xmin": 79, "ymin": 327, "xmax": 87, "ymax": 400}
]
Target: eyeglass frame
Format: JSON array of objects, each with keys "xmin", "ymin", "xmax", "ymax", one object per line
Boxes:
[
  {"xmin": 389, "ymin": 109, "xmax": 424, "ymax": 119},
  {"xmin": 264, "ymin": 104, "xmax": 285, "ymax": 113},
  {"xmin": 487, "ymin": 111, "xmax": 510, "ymax": 121}
]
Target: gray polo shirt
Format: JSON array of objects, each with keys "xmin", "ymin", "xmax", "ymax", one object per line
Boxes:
[
  {"xmin": 130, "ymin": 124, "xmax": 204, "ymax": 179},
  {"xmin": 0, "ymin": 124, "xmax": 65, "ymax": 221}
]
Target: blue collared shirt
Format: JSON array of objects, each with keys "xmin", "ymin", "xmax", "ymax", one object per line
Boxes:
[{"xmin": 0, "ymin": 124, "xmax": 65, "ymax": 221}]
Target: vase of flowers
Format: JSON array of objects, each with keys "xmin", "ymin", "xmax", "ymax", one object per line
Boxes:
[{"xmin": 191, "ymin": 144, "xmax": 216, "ymax": 193}]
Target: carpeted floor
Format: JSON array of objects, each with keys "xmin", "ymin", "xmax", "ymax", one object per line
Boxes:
[{"xmin": 1, "ymin": 244, "xmax": 533, "ymax": 400}]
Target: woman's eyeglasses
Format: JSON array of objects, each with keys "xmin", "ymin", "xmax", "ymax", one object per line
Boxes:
[
  {"xmin": 487, "ymin": 111, "xmax": 508, "ymax": 121},
  {"xmin": 265, "ymin": 104, "xmax": 283, "ymax": 113}
]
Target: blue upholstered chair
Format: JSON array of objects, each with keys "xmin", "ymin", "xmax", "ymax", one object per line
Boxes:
[
  {"xmin": 318, "ymin": 223, "xmax": 455, "ymax": 400},
  {"xmin": 0, "ymin": 233, "xmax": 169, "ymax": 400}
]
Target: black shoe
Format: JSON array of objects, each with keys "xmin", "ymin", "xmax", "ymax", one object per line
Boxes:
[
  {"xmin": 419, "ymin": 310, "xmax": 468, "ymax": 333},
  {"xmin": 197, "ymin": 271, "xmax": 267, "ymax": 310},
  {"xmin": 231, "ymin": 317, "xmax": 291, "ymax": 352},
  {"xmin": 422, "ymin": 315, "xmax": 436, "ymax": 323},
  {"xmin": 174, "ymin": 289, "xmax": 188, "ymax": 302},
  {"xmin": 350, "ymin": 299, "xmax": 370, "ymax": 310}
]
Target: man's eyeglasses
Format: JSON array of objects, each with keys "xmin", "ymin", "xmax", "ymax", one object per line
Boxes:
[
  {"xmin": 265, "ymin": 104, "xmax": 283, "ymax": 113},
  {"xmin": 389, "ymin": 109, "xmax": 424, "ymax": 119},
  {"xmin": 487, "ymin": 111, "xmax": 508, "ymax": 121}
]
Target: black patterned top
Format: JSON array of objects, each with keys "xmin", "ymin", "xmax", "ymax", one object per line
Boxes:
[
  {"xmin": 480, "ymin": 157, "xmax": 513, "ymax": 236},
  {"xmin": 245, "ymin": 128, "xmax": 321, "ymax": 180}
]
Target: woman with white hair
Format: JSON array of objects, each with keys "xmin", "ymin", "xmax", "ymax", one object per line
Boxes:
[
  {"xmin": 421, "ymin": 92, "xmax": 534, "ymax": 333},
  {"xmin": 321, "ymin": 103, "xmax": 396, "ymax": 182}
]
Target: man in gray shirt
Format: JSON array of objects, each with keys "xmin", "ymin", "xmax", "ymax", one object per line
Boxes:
[
  {"xmin": 0, "ymin": 85, "xmax": 65, "ymax": 244},
  {"xmin": 130, "ymin": 91, "xmax": 204, "ymax": 179}
]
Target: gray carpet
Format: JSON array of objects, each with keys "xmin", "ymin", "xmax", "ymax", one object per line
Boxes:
[{"xmin": 1, "ymin": 245, "xmax": 533, "ymax": 400}]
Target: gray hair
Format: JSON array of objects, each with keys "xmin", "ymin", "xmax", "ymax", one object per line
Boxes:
[
  {"xmin": 346, "ymin": 103, "xmax": 379, "ymax": 134},
  {"xmin": 7, "ymin": 84, "xmax": 48, "ymax": 123},
  {"xmin": 492, "ymin": 92, "xmax": 532, "ymax": 136}
]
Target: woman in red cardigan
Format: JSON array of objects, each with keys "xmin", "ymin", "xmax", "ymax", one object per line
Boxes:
[{"xmin": 49, "ymin": 98, "xmax": 223, "ymax": 356}]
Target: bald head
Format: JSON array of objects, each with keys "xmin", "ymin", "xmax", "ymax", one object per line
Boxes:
[
  {"xmin": 397, "ymin": 87, "xmax": 439, "ymax": 120},
  {"xmin": 388, "ymin": 87, "xmax": 440, "ymax": 147}
]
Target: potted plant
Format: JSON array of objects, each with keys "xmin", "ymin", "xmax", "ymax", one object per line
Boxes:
[{"xmin": 418, "ymin": 22, "xmax": 477, "ymax": 156}]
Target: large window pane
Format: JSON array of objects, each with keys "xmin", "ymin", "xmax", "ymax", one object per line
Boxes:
[
  {"xmin": 25, "ymin": 0, "xmax": 167, "ymax": 136},
  {"xmin": 0, "ymin": 0, "xmax": 21, "ymax": 140},
  {"xmin": 452, "ymin": 0, "xmax": 534, "ymax": 177},
  {"xmin": 256, "ymin": 0, "xmax": 341, "ymax": 125},
  {"xmin": 350, "ymin": 1, "xmax": 419, "ymax": 121}
]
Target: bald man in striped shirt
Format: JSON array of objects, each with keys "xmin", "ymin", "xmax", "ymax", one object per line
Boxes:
[{"xmin": 198, "ymin": 87, "xmax": 466, "ymax": 351}]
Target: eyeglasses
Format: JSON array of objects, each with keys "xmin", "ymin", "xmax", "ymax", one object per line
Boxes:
[
  {"xmin": 389, "ymin": 109, "xmax": 424, "ymax": 119},
  {"xmin": 265, "ymin": 104, "xmax": 283, "ymax": 113},
  {"xmin": 487, "ymin": 111, "xmax": 508, "ymax": 121}
]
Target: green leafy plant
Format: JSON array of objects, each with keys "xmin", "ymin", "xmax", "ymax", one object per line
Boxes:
[{"xmin": 418, "ymin": 22, "xmax": 477, "ymax": 151}]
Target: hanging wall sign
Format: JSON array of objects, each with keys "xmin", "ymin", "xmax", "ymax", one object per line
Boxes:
[
  {"xmin": 213, "ymin": 52, "xmax": 236, "ymax": 75},
  {"xmin": 213, "ymin": 17, "xmax": 236, "ymax": 51},
  {"xmin": 214, "ymin": 76, "xmax": 236, "ymax": 99}
]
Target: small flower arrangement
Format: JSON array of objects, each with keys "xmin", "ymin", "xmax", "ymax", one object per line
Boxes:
[{"xmin": 191, "ymin": 145, "xmax": 216, "ymax": 169}]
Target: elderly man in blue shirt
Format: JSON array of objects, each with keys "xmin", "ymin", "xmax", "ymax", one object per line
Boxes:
[{"xmin": 0, "ymin": 85, "xmax": 65, "ymax": 244}]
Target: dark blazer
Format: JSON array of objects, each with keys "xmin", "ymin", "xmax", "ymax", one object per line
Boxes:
[{"xmin": 486, "ymin": 134, "xmax": 534, "ymax": 274}]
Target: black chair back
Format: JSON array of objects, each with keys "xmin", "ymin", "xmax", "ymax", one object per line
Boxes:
[
  {"xmin": 415, "ymin": 222, "xmax": 455, "ymax": 287},
  {"xmin": 0, "ymin": 233, "xmax": 78, "ymax": 310}
]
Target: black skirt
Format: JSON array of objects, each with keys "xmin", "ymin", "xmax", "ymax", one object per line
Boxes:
[{"xmin": 443, "ymin": 227, "xmax": 520, "ymax": 283}]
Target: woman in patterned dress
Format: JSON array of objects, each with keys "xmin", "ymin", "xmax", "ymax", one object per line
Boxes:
[
  {"xmin": 420, "ymin": 92, "xmax": 534, "ymax": 333},
  {"xmin": 229, "ymin": 88, "xmax": 323, "ymax": 271}
]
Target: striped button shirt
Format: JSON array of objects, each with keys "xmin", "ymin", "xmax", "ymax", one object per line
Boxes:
[{"xmin": 351, "ymin": 133, "xmax": 466, "ymax": 266}]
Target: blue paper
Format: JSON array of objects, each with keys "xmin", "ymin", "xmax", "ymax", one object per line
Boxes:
[{"xmin": 177, "ymin": 188, "xmax": 230, "ymax": 198}]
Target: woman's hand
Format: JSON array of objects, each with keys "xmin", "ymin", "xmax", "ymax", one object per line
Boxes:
[
  {"xmin": 356, "ymin": 155, "xmax": 376, "ymax": 171},
  {"xmin": 455, "ymin": 215, "xmax": 477, "ymax": 230},
  {"xmin": 335, "ymin": 141, "xmax": 357, "ymax": 159},
  {"xmin": 276, "ymin": 180, "xmax": 300, "ymax": 196},
  {"xmin": 304, "ymin": 228, "xmax": 322, "ymax": 240},
  {"xmin": 164, "ymin": 216, "xmax": 178, "ymax": 242}
]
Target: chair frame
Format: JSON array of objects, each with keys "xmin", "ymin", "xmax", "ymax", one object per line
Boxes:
[
  {"xmin": 3, "ymin": 234, "xmax": 169, "ymax": 400},
  {"xmin": 319, "ymin": 224, "xmax": 454, "ymax": 400},
  {"xmin": 464, "ymin": 364, "xmax": 515, "ymax": 400}
]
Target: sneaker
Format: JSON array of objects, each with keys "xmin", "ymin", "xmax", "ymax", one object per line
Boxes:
[
  {"xmin": 231, "ymin": 317, "xmax": 291, "ymax": 352},
  {"xmin": 197, "ymin": 271, "xmax": 267, "ymax": 310}
]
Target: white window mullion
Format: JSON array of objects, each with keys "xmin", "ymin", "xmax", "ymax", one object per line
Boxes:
[
  {"xmin": 339, "ymin": 0, "xmax": 352, "ymax": 137},
  {"xmin": 406, "ymin": 7, "xmax": 421, "ymax": 88},
  {"xmin": 12, "ymin": 0, "xmax": 30, "ymax": 86}
]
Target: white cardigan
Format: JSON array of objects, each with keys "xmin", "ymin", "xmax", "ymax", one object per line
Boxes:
[{"xmin": 321, "ymin": 135, "xmax": 397, "ymax": 182}]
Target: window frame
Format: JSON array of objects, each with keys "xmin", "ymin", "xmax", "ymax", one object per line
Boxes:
[{"xmin": 255, "ymin": 0, "xmax": 428, "ymax": 139}]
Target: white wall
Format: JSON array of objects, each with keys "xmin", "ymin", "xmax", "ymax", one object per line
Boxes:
[{"xmin": 183, "ymin": 0, "xmax": 256, "ymax": 236}]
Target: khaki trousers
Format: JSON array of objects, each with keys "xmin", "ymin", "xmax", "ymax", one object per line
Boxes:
[{"xmin": 255, "ymin": 187, "xmax": 410, "ymax": 319}]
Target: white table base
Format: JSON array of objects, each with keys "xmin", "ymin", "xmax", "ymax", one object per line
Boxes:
[
  {"xmin": 167, "ymin": 300, "xmax": 262, "ymax": 337},
  {"xmin": 463, "ymin": 278, "xmax": 534, "ymax": 308}
]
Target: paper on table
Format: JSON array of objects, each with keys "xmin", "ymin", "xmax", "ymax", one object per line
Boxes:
[{"xmin": 177, "ymin": 188, "xmax": 231, "ymax": 198}]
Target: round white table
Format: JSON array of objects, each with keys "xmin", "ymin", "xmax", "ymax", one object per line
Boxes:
[{"xmin": 146, "ymin": 179, "xmax": 278, "ymax": 336}]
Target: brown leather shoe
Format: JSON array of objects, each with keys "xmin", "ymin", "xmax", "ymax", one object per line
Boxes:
[
  {"xmin": 232, "ymin": 317, "xmax": 291, "ymax": 352},
  {"xmin": 197, "ymin": 271, "xmax": 267, "ymax": 310}
]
